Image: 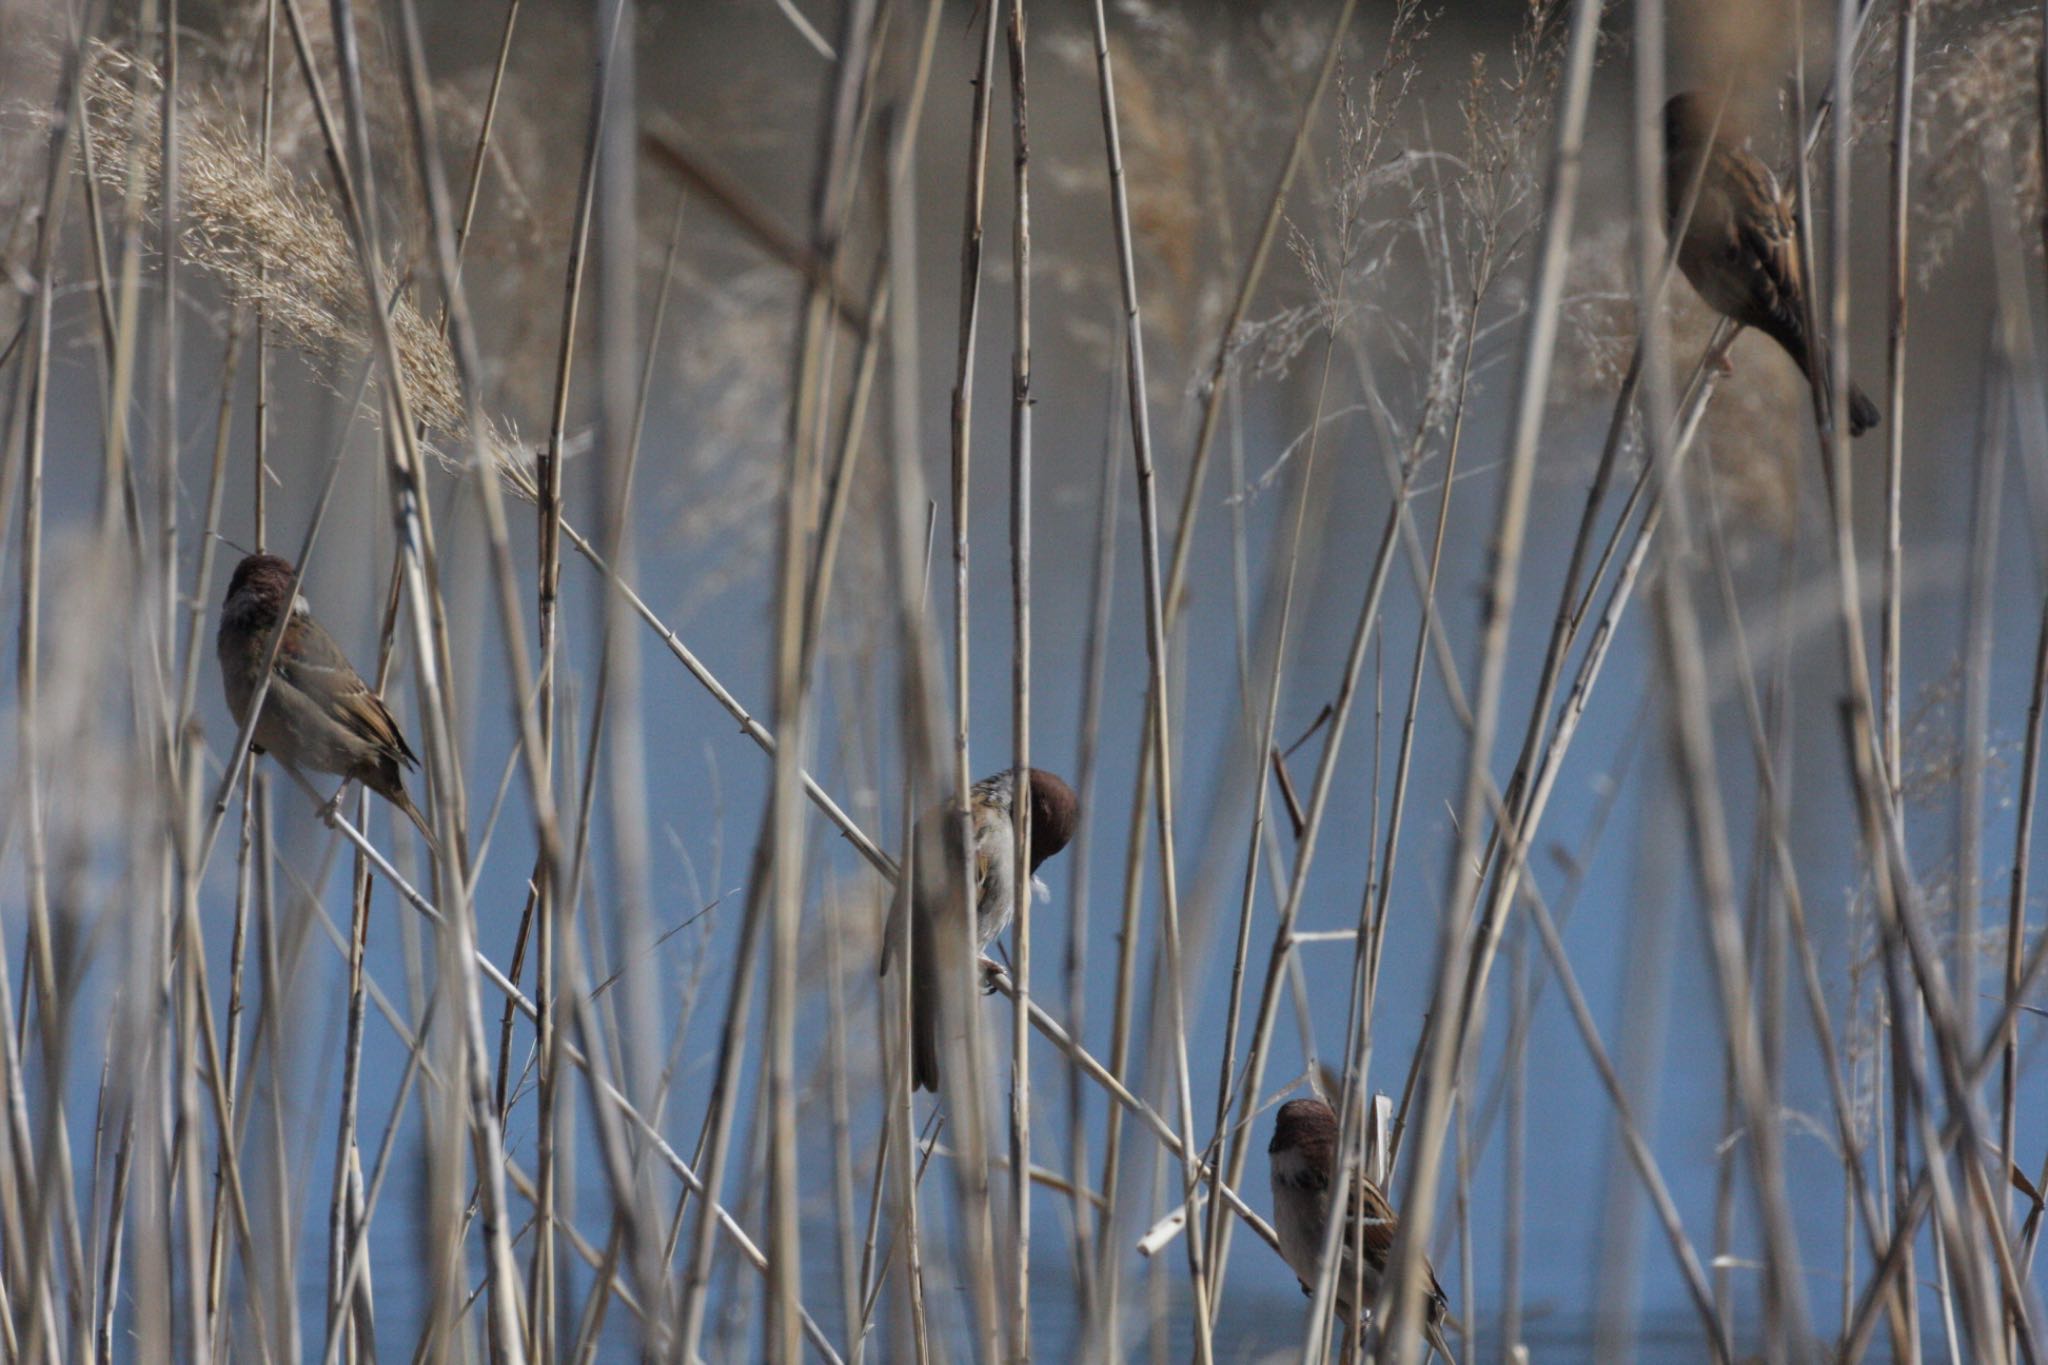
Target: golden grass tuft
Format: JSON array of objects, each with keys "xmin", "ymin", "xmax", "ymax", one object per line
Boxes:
[{"xmin": 79, "ymin": 42, "xmax": 533, "ymax": 489}]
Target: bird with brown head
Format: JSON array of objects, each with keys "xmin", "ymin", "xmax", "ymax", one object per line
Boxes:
[
  {"xmin": 217, "ymin": 553, "xmax": 433, "ymax": 845},
  {"xmin": 880, "ymin": 767, "xmax": 1079, "ymax": 1093},
  {"xmin": 1664, "ymin": 90, "xmax": 1881, "ymax": 438},
  {"xmin": 1269, "ymin": 1096, "xmax": 1458, "ymax": 1362}
]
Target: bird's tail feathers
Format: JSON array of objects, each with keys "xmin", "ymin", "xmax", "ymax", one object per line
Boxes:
[
  {"xmin": 912, "ymin": 988, "xmax": 940, "ymax": 1093},
  {"xmin": 909, "ymin": 887, "xmax": 943, "ymax": 1092},
  {"xmin": 1795, "ymin": 344, "xmax": 1881, "ymax": 439}
]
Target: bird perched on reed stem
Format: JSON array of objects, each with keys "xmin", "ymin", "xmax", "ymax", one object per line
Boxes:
[
  {"xmin": 1664, "ymin": 90, "xmax": 1881, "ymax": 438},
  {"xmin": 879, "ymin": 767, "xmax": 1078, "ymax": 1093},
  {"xmin": 217, "ymin": 552, "xmax": 434, "ymax": 845},
  {"xmin": 1269, "ymin": 1096, "xmax": 1458, "ymax": 1363}
]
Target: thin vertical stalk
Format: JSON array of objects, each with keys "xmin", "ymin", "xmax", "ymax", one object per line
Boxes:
[
  {"xmin": 762, "ymin": 0, "xmax": 876, "ymax": 1355},
  {"xmin": 879, "ymin": 98, "xmax": 941, "ymax": 1365},
  {"xmin": 156, "ymin": 0, "xmax": 181, "ymax": 683},
  {"xmin": 175, "ymin": 328, "xmax": 244, "ymax": 731},
  {"xmin": 1089, "ymin": 735, "xmax": 1149, "ymax": 1353},
  {"xmin": 589, "ymin": 0, "xmax": 666, "ymax": 1334},
  {"xmin": 1958, "ymin": 349, "xmax": 2009, "ymax": 1095},
  {"xmin": 1882, "ymin": 0, "xmax": 1917, "ymax": 807},
  {"xmin": 937, "ymin": 6, "xmax": 1008, "ymax": 1350},
  {"xmin": 10, "ymin": 18, "xmax": 102, "ymax": 1360},
  {"xmin": 1004, "ymin": 0, "xmax": 1035, "ymax": 1356},
  {"xmin": 1500, "ymin": 932, "xmax": 1527, "ymax": 1364},
  {"xmin": 1085, "ymin": 4, "xmax": 1214, "ymax": 1357},
  {"xmin": 452, "ymin": 0, "xmax": 523, "ymax": 271},
  {"xmin": 949, "ymin": 0, "xmax": 999, "ymax": 890},
  {"xmin": 98, "ymin": 0, "xmax": 158, "ymax": 550},
  {"xmin": 327, "ymin": 776, "xmax": 380, "ymax": 1358},
  {"xmin": 503, "ymin": 8, "xmax": 622, "ymax": 1341},
  {"xmin": 1062, "ymin": 361, "xmax": 1122, "ymax": 1323},
  {"xmin": 252, "ymin": 0, "xmax": 275, "ymax": 552}
]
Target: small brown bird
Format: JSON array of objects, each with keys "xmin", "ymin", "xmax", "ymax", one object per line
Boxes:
[
  {"xmin": 1268, "ymin": 1097, "xmax": 1457, "ymax": 1363},
  {"xmin": 217, "ymin": 553, "xmax": 433, "ymax": 843},
  {"xmin": 1664, "ymin": 90, "xmax": 1880, "ymax": 438},
  {"xmin": 880, "ymin": 767, "xmax": 1079, "ymax": 1093}
]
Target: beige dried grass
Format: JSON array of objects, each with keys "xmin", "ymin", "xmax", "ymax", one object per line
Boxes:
[
  {"xmin": 1916, "ymin": 9, "xmax": 2045, "ymax": 278},
  {"xmin": 78, "ymin": 41, "xmax": 532, "ymax": 490}
]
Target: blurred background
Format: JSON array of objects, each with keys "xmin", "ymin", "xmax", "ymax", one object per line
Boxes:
[{"xmin": 0, "ymin": 0, "xmax": 2043, "ymax": 1360}]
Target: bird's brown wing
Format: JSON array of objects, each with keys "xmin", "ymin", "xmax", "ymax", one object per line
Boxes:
[
  {"xmin": 1721, "ymin": 152, "xmax": 1878, "ymax": 436},
  {"xmin": 1343, "ymin": 1178, "xmax": 1453, "ymax": 1328},
  {"xmin": 907, "ymin": 884, "xmax": 942, "ymax": 1091},
  {"xmin": 1720, "ymin": 152, "xmax": 1814, "ymax": 369},
  {"xmin": 276, "ymin": 612, "xmax": 419, "ymax": 769},
  {"xmin": 1339, "ymin": 1175, "xmax": 1401, "ymax": 1267}
]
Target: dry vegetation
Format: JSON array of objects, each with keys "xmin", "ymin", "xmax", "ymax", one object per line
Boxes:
[{"xmin": 0, "ymin": 0, "xmax": 2044, "ymax": 1362}]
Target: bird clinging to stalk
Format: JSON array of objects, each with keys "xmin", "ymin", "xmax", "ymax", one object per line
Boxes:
[
  {"xmin": 1268, "ymin": 1096, "xmax": 1458, "ymax": 1363},
  {"xmin": 1663, "ymin": 90, "xmax": 1881, "ymax": 438},
  {"xmin": 880, "ymin": 767, "xmax": 1079, "ymax": 1093},
  {"xmin": 217, "ymin": 552, "xmax": 434, "ymax": 845}
]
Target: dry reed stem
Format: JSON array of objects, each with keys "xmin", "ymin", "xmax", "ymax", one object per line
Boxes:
[
  {"xmin": 879, "ymin": 96, "xmax": 943, "ymax": 1365},
  {"xmin": 1085, "ymin": 4, "xmax": 1216, "ymax": 1359},
  {"xmin": 1060, "ymin": 354, "xmax": 1123, "ymax": 1324},
  {"xmin": 931, "ymin": 5, "xmax": 1008, "ymax": 1347},
  {"xmin": 1003, "ymin": 2, "xmax": 1037, "ymax": 1355}
]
